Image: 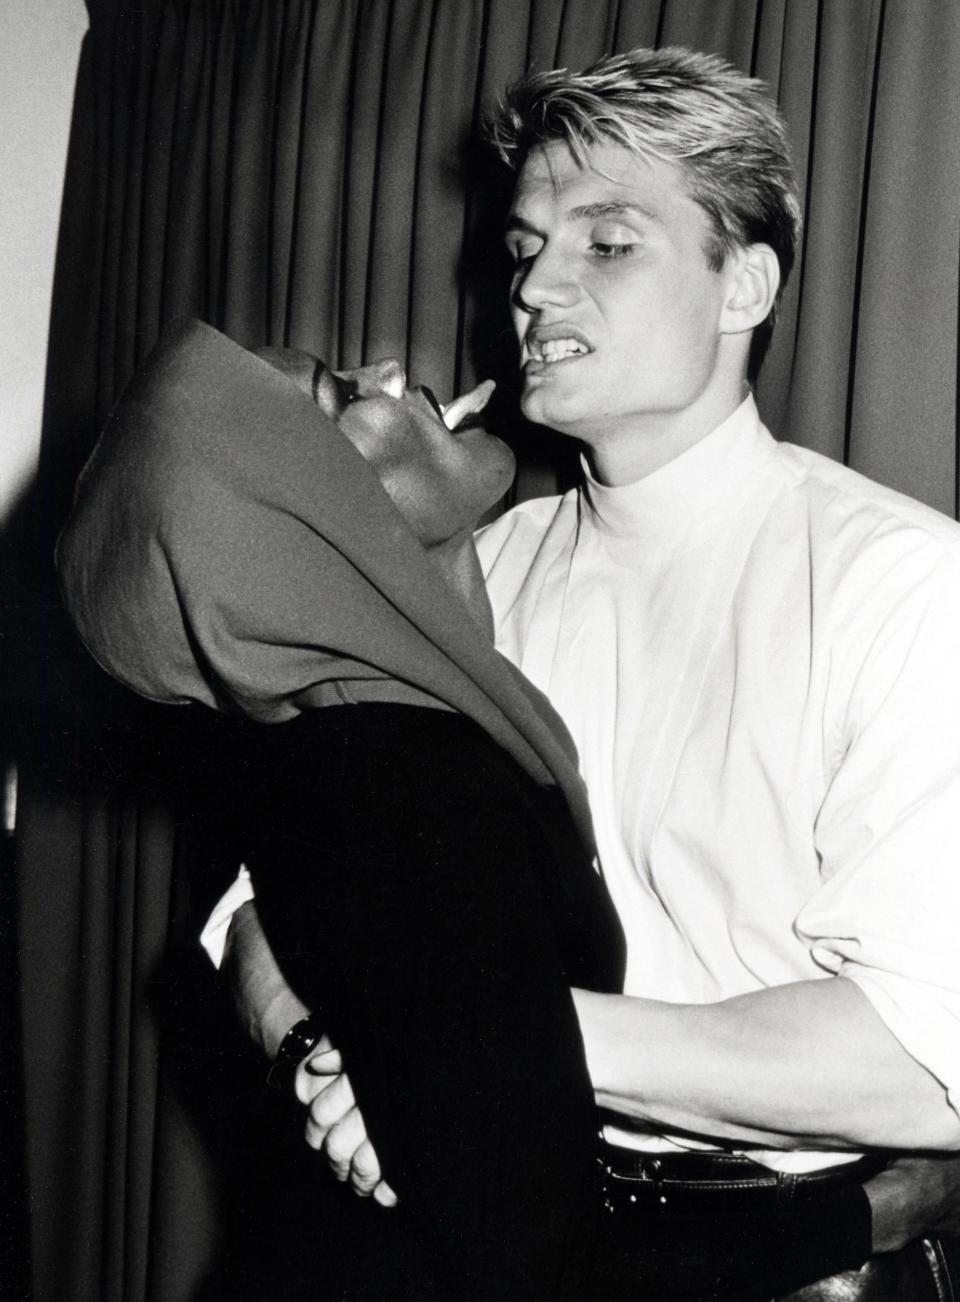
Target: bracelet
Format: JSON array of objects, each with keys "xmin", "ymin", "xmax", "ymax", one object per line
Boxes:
[{"xmin": 267, "ymin": 1012, "xmax": 324, "ymax": 1091}]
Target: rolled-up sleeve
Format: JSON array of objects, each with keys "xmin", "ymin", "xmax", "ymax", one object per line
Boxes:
[
  {"xmin": 797, "ymin": 547, "xmax": 960, "ymax": 1115},
  {"xmin": 199, "ymin": 865, "xmax": 255, "ymax": 968}
]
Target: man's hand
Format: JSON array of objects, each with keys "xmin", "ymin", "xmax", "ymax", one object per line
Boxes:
[
  {"xmin": 865, "ymin": 1154, "xmax": 960, "ymax": 1253},
  {"xmin": 224, "ymin": 901, "xmax": 396, "ymax": 1205},
  {"xmin": 295, "ymin": 1043, "xmax": 397, "ymax": 1208}
]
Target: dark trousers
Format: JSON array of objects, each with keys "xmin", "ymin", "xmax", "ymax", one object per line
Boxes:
[
  {"xmin": 594, "ymin": 1145, "xmax": 959, "ymax": 1301},
  {"xmin": 784, "ymin": 1236, "xmax": 959, "ymax": 1301}
]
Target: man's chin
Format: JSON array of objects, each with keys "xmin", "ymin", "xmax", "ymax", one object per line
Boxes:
[{"xmin": 519, "ymin": 385, "xmax": 586, "ymax": 435}]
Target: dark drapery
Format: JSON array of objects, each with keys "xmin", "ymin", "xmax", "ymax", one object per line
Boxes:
[{"xmin": 10, "ymin": 1, "xmax": 960, "ymax": 1298}]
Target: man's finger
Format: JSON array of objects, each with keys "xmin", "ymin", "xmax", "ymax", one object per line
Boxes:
[
  {"xmin": 373, "ymin": 1181, "xmax": 399, "ymax": 1208},
  {"xmin": 306, "ymin": 1044, "xmax": 344, "ymax": 1074},
  {"xmin": 349, "ymin": 1138, "xmax": 382, "ymax": 1195},
  {"xmin": 323, "ymin": 1107, "xmax": 368, "ymax": 1180},
  {"xmin": 304, "ymin": 1074, "xmax": 356, "ymax": 1149},
  {"xmin": 310, "ymin": 1071, "xmax": 356, "ymax": 1125},
  {"xmin": 294, "ymin": 1049, "xmax": 345, "ymax": 1103}
]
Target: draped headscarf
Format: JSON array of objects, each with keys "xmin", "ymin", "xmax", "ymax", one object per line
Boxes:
[{"xmin": 56, "ymin": 318, "xmax": 595, "ymax": 852}]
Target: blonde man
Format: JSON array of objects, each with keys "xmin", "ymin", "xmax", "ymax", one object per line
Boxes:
[{"xmin": 232, "ymin": 47, "xmax": 960, "ymax": 1300}]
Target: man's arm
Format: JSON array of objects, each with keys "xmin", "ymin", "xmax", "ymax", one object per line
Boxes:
[
  {"xmin": 866, "ymin": 1155, "xmax": 960, "ymax": 1252},
  {"xmin": 572, "ymin": 977, "xmax": 960, "ymax": 1150},
  {"xmin": 223, "ymin": 898, "xmax": 308, "ymax": 1059},
  {"xmin": 572, "ymin": 551, "xmax": 960, "ymax": 1155},
  {"xmin": 222, "ymin": 900, "xmax": 397, "ymax": 1205},
  {"xmin": 219, "ymin": 895, "xmax": 960, "ymax": 1241}
]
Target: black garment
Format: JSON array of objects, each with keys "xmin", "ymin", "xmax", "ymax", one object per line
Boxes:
[
  {"xmin": 244, "ymin": 704, "xmax": 626, "ymax": 1302},
  {"xmin": 595, "ymin": 1147, "xmax": 875, "ymax": 1300}
]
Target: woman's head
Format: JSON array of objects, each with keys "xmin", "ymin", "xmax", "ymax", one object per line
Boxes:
[
  {"xmin": 57, "ymin": 321, "xmax": 515, "ymax": 728},
  {"xmin": 257, "ymin": 347, "xmax": 515, "ymax": 545}
]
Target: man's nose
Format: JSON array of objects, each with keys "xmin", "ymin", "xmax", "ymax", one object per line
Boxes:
[
  {"xmin": 354, "ymin": 358, "xmax": 406, "ymax": 398},
  {"xmin": 512, "ymin": 248, "xmax": 579, "ymax": 314}
]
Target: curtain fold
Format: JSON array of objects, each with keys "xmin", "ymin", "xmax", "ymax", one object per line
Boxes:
[{"xmin": 12, "ymin": 1, "xmax": 960, "ymax": 1297}]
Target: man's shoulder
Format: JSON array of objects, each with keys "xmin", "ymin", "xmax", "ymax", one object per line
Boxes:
[
  {"xmin": 475, "ymin": 490, "xmax": 576, "ymax": 574},
  {"xmin": 775, "ymin": 439, "xmax": 960, "ymax": 557}
]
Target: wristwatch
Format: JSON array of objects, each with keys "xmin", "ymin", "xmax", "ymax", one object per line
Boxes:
[{"xmin": 267, "ymin": 1012, "xmax": 324, "ymax": 1090}]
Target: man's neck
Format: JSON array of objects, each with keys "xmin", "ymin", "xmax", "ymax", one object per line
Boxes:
[{"xmin": 583, "ymin": 383, "xmax": 751, "ymax": 488}]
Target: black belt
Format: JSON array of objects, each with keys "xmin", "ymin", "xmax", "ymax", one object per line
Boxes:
[
  {"xmin": 598, "ymin": 1143, "xmax": 886, "ymax": 1210},
  {"xmin": 592, "ymin": 1145, "xmax": 960, "ymax": 1301}
]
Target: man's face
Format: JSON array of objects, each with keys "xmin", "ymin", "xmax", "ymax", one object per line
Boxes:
[
  {"xmin": 506, "ymin": 140, "xmax": 738, "ymax": 474},
  {"xmin": 313, "ymin": 359, "xmax": 515, "ymax": 544}
]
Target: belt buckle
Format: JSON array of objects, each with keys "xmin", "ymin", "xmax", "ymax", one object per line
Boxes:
[{"xmin": 600, "ymin": 1152, "xmax": 668, "ymax": 1213}]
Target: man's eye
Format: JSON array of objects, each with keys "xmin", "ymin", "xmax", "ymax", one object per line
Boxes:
[
  {"xmin": 591, "ymin": 241, "xmax": 636, "ymax": 259},
  {"xmin": 507, "ymin": 242, "xmax": 540, "ymax": 268}
]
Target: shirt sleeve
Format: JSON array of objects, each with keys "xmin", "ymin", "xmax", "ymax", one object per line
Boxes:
[
  {"xmin": 199, "ymin": 864, "xmax": 255, "ymax": 968},
  {"xmin": 796, "ymin": 545, "xmax": 960, "ymax": 1116}
]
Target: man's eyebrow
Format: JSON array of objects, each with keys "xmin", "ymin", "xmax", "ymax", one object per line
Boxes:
[
  {"xmin": 567, "ymin": 200, "xmax": 660, "ymax": 224},
  {"xmin": 503, "ymin": 213, "xmax": 540, "ymax": 237},
  {"xmin": 504, "ymin": 201, "xmax": 660, "ymax": 236}
]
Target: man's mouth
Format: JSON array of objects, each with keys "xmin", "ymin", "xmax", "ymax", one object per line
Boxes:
[
  {"xmin": 441, "ymin": 379, "xmax": 496, "ymax": 431},
  {"xmin": 522, "ymin": 329, "xmax": 593, "ymax": 367}
]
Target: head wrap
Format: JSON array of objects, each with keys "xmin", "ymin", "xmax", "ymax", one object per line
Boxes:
[{"xmin": 56, "ymin": 319, "xmax": 595, "ymax": 851}]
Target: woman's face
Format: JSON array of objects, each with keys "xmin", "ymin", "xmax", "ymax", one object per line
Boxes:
[{"xmin": 313, "ymin": 358, "xmax": 516, "ymax": 545}]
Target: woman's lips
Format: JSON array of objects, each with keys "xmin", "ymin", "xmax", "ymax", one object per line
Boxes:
[
  {"xmin": 441, "ymin": 379, "xmax": 496, "ymax": 430},
  {"xmin": 421, "ymin": 385, "xmax": 445, "ymax": 419}
]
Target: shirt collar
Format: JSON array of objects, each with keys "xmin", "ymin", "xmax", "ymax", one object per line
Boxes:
[{"xmin": 581, "ymin": 395, "xmax": 777, "ymax": 543}]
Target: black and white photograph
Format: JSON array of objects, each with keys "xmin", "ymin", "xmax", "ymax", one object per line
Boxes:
[{"xmin": 3, "ymin": 1, "xmax": 960, "ymax": 1298}]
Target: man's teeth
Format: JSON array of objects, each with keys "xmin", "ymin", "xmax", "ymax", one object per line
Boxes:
[
  {"xmin": 530, "ymin": 338, "xmax": 589, "ymax": 363},
  {"xmin": 442, "ymin": 379, "xmax": 495, "ymax": 430}
]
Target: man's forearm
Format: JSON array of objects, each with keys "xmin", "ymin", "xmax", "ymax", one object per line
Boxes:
[
  {"xmin": 574, "ymin": 976, "xmax": 960, "ymax": 1151},
  {"xmin": 223, "ymin": 900, "xmax": 308, "ymax": 1060}
]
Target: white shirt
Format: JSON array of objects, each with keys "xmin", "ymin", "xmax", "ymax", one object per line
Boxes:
[{"xmin": 476, "ymin": 396, "xmax": 960, "ymax": 1170}]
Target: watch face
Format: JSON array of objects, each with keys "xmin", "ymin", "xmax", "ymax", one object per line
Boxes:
[
  {"xmin": 279, "ymin": 1016, "xmax": 323, "ymax": 1062},
  {"xmin": 267, "ymin": 1015, "xmax": 323, "ymax": 1090}
]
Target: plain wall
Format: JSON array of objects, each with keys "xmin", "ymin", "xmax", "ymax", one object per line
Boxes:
[{"xmin": 0, "ymin": 0, "xmax": 89, "ymax": 526}]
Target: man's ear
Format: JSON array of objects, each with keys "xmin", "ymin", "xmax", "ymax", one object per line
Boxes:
[{"xmin": 719, "ymin": 244, "xmax": 780, "ymax": 335}]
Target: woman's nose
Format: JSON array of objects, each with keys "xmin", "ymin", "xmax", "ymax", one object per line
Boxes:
[{"xmin": 353, "ymin": 358, "xmax": 406, "ymax": 398}]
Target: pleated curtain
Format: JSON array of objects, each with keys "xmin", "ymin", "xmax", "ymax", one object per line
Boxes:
[{"xmin": 11, "ymin": 1, "xmax": 960, "ymax": 1298}]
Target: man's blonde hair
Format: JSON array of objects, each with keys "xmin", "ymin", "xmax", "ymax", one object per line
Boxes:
[{"xmin": 485, "ymin": 46, "xmax": 802, "ymax": 329}]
